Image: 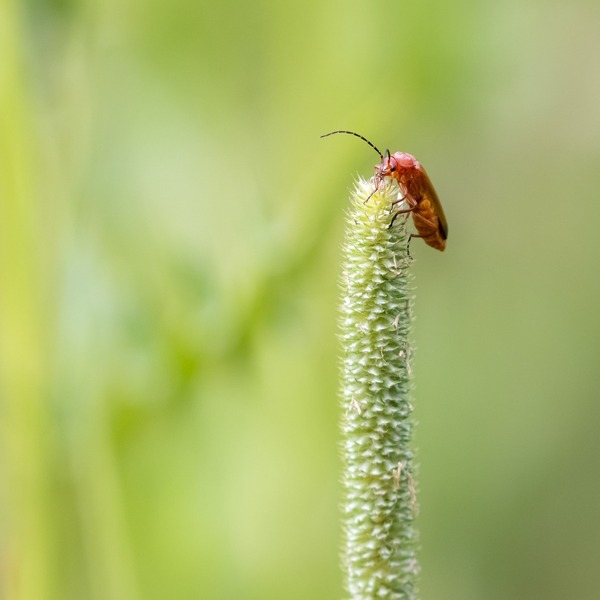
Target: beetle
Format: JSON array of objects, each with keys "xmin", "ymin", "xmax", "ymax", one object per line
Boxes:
[{"xmin": 321, "ymin": 130, "xmax": 448, "ymax": 251}]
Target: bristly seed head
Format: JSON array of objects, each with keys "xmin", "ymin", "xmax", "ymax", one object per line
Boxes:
[{"xmin": 340, "ymin": 177, "xmax": 418, "ymax": 599}]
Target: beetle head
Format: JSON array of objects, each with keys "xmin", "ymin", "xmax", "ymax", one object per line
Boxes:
[{"xmin": 375, "ymin": 152, "xmax": 419, "ymax": 187}]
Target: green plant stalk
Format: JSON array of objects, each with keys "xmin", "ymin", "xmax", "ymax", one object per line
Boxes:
[
  {"xmin": 0, "ymin": 3, "xmax": 56, "ymax": 599},
  {"xmin": 340, "ymin": 178, "xmax": 418, "ymax": 599}
]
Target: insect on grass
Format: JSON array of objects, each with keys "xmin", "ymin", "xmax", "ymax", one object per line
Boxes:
[{"xmin": 321, "ymin": 130, "xmax": 448, "ymax": 251}]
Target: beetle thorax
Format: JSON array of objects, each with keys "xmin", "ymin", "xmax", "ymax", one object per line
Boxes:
[{"xmin": 375, "ymin": 152, "xmax": 420, "ymax": 189}]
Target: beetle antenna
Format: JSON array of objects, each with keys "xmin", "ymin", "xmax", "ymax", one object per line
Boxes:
[{"xmin": 320, "ymin": 130, "xmax": 383, "ymax": 159}]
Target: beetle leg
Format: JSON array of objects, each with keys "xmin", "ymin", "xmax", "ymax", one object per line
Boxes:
[
  {"xmin": 364, "ymin": 188, "xmax": 377, "ymax": 204},
  {"xmin": 408, "ymin": 231, "xmax": 432, "ymax": 251},
  {"xmin": 407, "ymin": 234, "xmax": 427, "ymax": 259},
  {"xmin": 412, "ymin": 214, "xmax": 437, "ymax": 229},
  {"xmin": 364, "ymin": 175, "xmax": 383, "ymax": 204},
  {"xmin": 392, "ymin": 207, "xmax": 418, "ymax": 216},
  {"xmin": 388, "ymin": 206, "xmax": 417, "ymax": 228}
]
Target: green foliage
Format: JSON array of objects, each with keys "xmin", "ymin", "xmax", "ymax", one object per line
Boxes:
[{"xmin": 2, "ymin": 0, "xmax": 600, "ymax": 599}]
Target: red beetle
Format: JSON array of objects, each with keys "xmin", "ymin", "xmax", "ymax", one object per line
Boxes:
[{"xmin": 322, "ymin": 130, "xmax": 448, "ymax": 251}]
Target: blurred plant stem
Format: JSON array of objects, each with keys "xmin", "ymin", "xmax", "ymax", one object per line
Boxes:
[
  {"xmin": 339, "ymin": 180, "xmax": 418, "ymax": 599},
  {"xmin": 0, "ymin": 2, "xmax": 55, "ymax": 598},
  {"xmin": 0, "ymin": 4, "xmax": 142, "ymax": 599}
]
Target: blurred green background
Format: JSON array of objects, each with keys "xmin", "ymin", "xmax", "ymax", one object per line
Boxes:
[{"xmin": 2, "ymin": 0, "xmax": 600, "ymax": 598}]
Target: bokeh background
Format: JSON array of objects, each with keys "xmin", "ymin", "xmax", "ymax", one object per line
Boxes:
[{"xmin": 2, "ymin": 0, "xmax": 600, "ymax": 598}]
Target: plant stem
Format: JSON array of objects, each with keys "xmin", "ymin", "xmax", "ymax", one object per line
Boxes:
[{"xmin": 339, "ymin": 178, "xmax": 418, "ymax": 599}]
